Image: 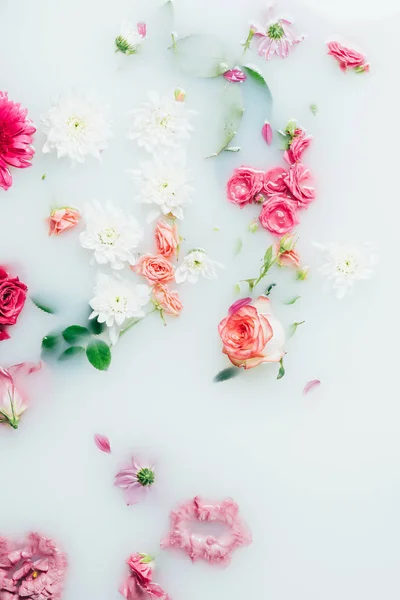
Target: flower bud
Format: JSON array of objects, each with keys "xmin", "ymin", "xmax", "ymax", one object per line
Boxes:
[
  {"xmin": 248, "ymin": 220, "xmax": 258, "ymax": 233},
  {"xmin": 296, "ymin": 266, "xmax": 309, "ymax": 280},
  {"xmin": 279, "ymin": 233, "xmax": 297, "ymax": 252},
  {"xmin": 174, "ymin": 88, "xmax": 186, "ymax": 102}
]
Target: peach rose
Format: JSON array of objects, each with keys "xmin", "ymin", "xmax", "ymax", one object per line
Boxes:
[
  {"xmin": 48, "ymin": 207, "xmax": 80, "ymax": 236},
  {"xmin": 154, "ymin": 220, "xmax": 178, "ymax": 258},
  {"xmin": 134, "ymin": 254, "xmax": 175, "ymax": 285},
  {"xmin": 153, "ymin": 284, "xmax": 183, "ymax": 316},
  {"xmin": 218, "ymin": 296, "xmax": 285, "ymax": 369},
  {"xmin": 226, "ymin": 167, "xmax": 264, "ymax": 208}
]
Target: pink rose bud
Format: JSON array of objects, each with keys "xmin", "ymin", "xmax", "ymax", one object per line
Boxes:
[
  {"xmin": 223, "ymin": 68, "xmax": 247, "ymax": 83},
  {"xmin": 94, "ymin": 434, "xmax": 111, "ymax": 453},
  {"xmin": 279, "ymin": 233, "xmax": 297, "ymax": 252},
  {"xmin": 48, "ymin": 207, "xmax": 81, "ymax": 236},
  {"xmin": 262, "ymin": 120, "xmax": 273, "ymax": 145},
  {"xmin": 137, "ymin": 22, "xmax": 147, "ymax": 38},
  {"xmin": 174, "ymin": 88, "xmax": 186, "ymax": 102}
]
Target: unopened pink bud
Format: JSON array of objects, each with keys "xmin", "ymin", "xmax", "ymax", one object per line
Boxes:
[{"xmin": 262, "ymin": 120, "xmax": 273, "ymax": 145}]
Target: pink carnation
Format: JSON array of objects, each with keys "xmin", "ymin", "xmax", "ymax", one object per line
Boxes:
[
  {"xmin": 226, "ymin": 167, "xmax": 264, "ymax": 208},
  {"xmin": 259, "ymin": 195, "xmax": 299, "ymax": 236},
  {"xmin": 327, "ymin": 41, "xmax": 369, "ymax": 72},
  {"xmin": 120, "ymin": 553, "xmax": 170, "ymax": 600},
  {"xmin": 284, "ymin": 131, "xmax": 312, "ymax": 164},
  {"xmin": 284, "ymin": 163, "xmax": 316, "ymax": 206},
  {"xmin": 263, "ymin": 166, "xmax": 288, "ymax": 197},
  {"xmin": 0, "ymin": 92, "xmax": 35, "ymax": 191}
]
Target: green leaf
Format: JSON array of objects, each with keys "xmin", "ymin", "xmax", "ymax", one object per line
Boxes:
[
  {"xmin": 207, "ymin": 84, "xmax": 244, "ymax": 158},
  {"xmin": 213, "ymin": 367, "xmax": 240, "ymax": 383},
  {"xmin": 234, "ymin": 283, "xmax": 241, "ymax": 295},
  {"xmin": 41, "ymin": 333, "xmax": 60, "ymax": 350},
  {"xmin": 31, "ymin": 296, "xmax": 56, "ymax": 314},
  {"xmin": 234, "ymin": 238, "xmax": 243, "ymax": 256},
  {"xmin": 263, "ymin": 245, "xmax": 274, "ymax": 268},
  {"xmin": 88, "ymin": 318, "xmax": 106, "ymax": 335},
  {"xmin": 62, "ymin": 325, "xmax": 90, "ymax": 344},
  {"xmin": 41, "ymin": 173, "xmax": 47, "ymax": 181},
  {"xmin": 59, "ymin": 346, "xmax": 85, "ymax": 361},
  {"xmin": 290, "ymin": 320, "xmax": 305, "ymax": 337},
  {"xmin": 242, "ymin": 64, "xmax": 272, "ymax": 106},
  {"xmin": 277, "ymin": 358, "xmax": 285, "ymax": 380},
  {"xmin": 265, "ymin": 283, "xmax": 276, "ymax": 296},
  {"xmin": 285, "ymin": 296, "xmax": 301, "ymax": 305},
  {"xmin": 171, "ymin": 34, "xmax": 230, "ymax": 78},
  {"xmin": 86, "ymin": 340, "xmax": 112, "ymax": 371}
]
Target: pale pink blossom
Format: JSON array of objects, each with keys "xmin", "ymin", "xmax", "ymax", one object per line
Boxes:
[
  {"xmin": 0, "ymin": 362, "xmax": 41, "ymax": 429},
  {"xmin": 262, "ymin": 121, "xmax": 273, "ymax": 145},
  {"xmin": 120, "ymin": 553, "xmax": 170, "ymax": 600},
  {"xmin": 115, "ymin": 457, "xmax": 155, "ymax": 505},
  {"xmin": 284, "ymin": 131, "xmax": 312, "ymax": 164},
  {"xmin": 277, "ymin": 247, "xmax": 300, "ymax": 268},
  {"xmin": 259, "ymin": 195, "xmax": 299, "ymax": 236},
  {"xmin": 251, "ymin": 8, "xmax": 305, "ymax": 60},
  {"xmin": 223, "ymin": 68, "xmax": 247, "ymax": 83},
  {"xmin": 327, "ymin": 41, "xmax": 369, "ymax": 72},
  {"xmin": 263, "ymin": 166, "xmax": 288, "ymax": 196},
  {"xmin": 48, "ymin": 207, "xmax": 81, "ymax": 236},
  {"xmin": 284, "ymin": 163, "xmax": 316, "ymax": 206},
  {"xmin": 153, "ymin": 284, "xmax": 183, "ymax": 316},
  {"xmin": 94, "ymin": 433, "xmax": 111, "ymax": 454},
  {"xmin": 134, "ymin": 254, "xmax": 175, "ymax": 285},
  {"xmin": 226, "ymin": 167, "xmax": 264, "ymax": 208},
  {"xmin": 154, "ymin": 220, "xmax": 178, "ymax": 259}
]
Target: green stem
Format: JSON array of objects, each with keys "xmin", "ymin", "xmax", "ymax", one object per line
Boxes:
[
  {"xmin": 242, "ymin": 28, "xmax": 254, "ymax": 55},
  {"xmin": 119, "ymin": 318, "xmax": 142, "ymax": 338},
  {"xmin": 171, "ymin": 32, "xmax": 177, "ymax": 52}
]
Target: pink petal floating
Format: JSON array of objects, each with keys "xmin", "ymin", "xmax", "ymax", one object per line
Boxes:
[
  {"xmin": 262, "ymin": 120, "xmax": 273, "ymax": 145},
  {"xmin": 303, "ymin": 379, "xmax": 321, "ymax": 395},
  {"xmin": 223, "ymin": 68, "xmax": 247, "ymax": 83},
  {"xmin": 94, "ymin": 433, "xmax": 111, "ymax": 454},
  {"xmin": 228, "ymin": 297, "xmax": 252, "ymax": 315}
]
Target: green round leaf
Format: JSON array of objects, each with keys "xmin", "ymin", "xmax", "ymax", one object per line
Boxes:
[
  {"xmin": 31, "ymin": 296, "xmax": 56, "ymax": 314},
  {"xmin": 88, "ymin": 318, "xmax": 106, "ymax": 335},
  {"xmin": 86, "ymin": 340, "xmax": 111, "ymax": 371},
  {"xmin": 62, "ymin": 325, "xmax": 90, "ymax": 344},
  {"xmin": 42, "ymin": 333, "xmax": 60, "ymax": 350},
  {"xmin": 59, "ymin": 346, "xmax": 85, "ymax": 361}
]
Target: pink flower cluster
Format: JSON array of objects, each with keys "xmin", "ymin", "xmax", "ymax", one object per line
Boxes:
[
  {"xmin": 120, "ymin": 553, "xmax": 170, "ymax": 600},
  {"xmin": 0, "ymin": 532, "xmax": 67, "ymax": 599},
  {"xmin": 134, "ymin": 220, "xmax": 183, "ymax": 317},
  {"xmin": 226, "ymin": 122, "xmax": 315, "ymax": 236}
]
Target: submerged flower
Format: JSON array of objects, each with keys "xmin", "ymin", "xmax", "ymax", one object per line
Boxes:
[
  {"xmin": 89, "ymin": 272, "xmax": 150, "ymax": 344},
  {"xmin": 128, "ymin": 91, "xmax": 195, "ymax": 154},
  {"xmin": 327, "ymin": 41, "xmax": 369, "ymax": 73},
  {"xmin": 0, "ymin": 92, "xmax": 36, "ymax": 191},
  {"xmin": 131, "ymin": 155, "xmax": 193, "ymax": 221},
  {"xmin": 48, "ymin": 207, "xmax": 80, "ymax": 236},
  {"xmin": 175, "ymin": 249, "xmax": 221, "ymax": 284},
  {"xmin": 0, "ymin": 532, "xmax": 67, "ymax": 599},
  {"xmin": 0, "ymin": 362, "xmax": 41, "ymax": 429},
  {"xmin": 41, "ymin": 91, "xmax": 111, "ymax": 162},
  {"xmin": 115, "ymin": 21, "xmax": 147, "ymax": 55},
  {"xmin": 315, "ymin": 242, "xmax": 378, "ymax": 299},
  {"xmin": 251, "ymin": 8, "xmax": 305, "ymax": 60},
  {"xmin": 80, "ymin": 201, "xmax": 143, "ymax": 270},
  {"xmin": 115, "ymin": 457, "xmax": 156, "ymax": 505}
]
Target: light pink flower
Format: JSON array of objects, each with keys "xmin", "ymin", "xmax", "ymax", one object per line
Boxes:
[
  {"xmin": 263, "ymin": 166, "xmax": 288, "ymax": 197},
  {"xmin": 251, "ymin": 8, "xmax": 305, "ymax": 60},
  {"xmin": 0, "ymin": 362, "xmax": 41, "ymax": 429},
  {"xmin": 277, "ymin": 248, "xmax": 300, "ymax": 268},
  {"xmin": 218, "ymin": 296, "xmax": 285, "ymax": 369},
  {"xmin": 94, "ymin": 434, "xmax": 111, "ymax": 454},
  {"xmin": 327, "ymin": 41, "xmax": 369, "ymax": 72},
  {"xmin": 120, "ymin": 553, "xmax": 170, "ymax": 600},
  {"xmin": 284, "ymin": 131, "xmax": 312, "ymax": 164},
  {"xmin": 0, "ymin": 92, "xmax": 35, "ymax": 191},
  {"xmin": 115, "ymin": 458, "xmax": 155, "ymax": 505},
  {"xmin": 226, "ymin": 167, "xmax": 264, "ymax": 208},
  {"xmin": 153, "ymin": 284, "xmax": 183, "ymax": 316},
  {"xmin": 262, "ymin": 121, "xmax": 273, "ymax": 145},
  {"xmin": 126, "ymin": 554, "xmax": 153, "ymax": 587},
  {"xmin": 154, "ymin": 220, "xmax": 178, "ymax": 259},
  {"xmin": 284, "ymin": 163, "xmax": 316, "ymax": 206},
  {"xmin": 0, "ymin": 532, "xmax": 67, "ymax": 599},
  {"xmin": 48, "ymin": 207, "xmax": 81, "ymax": 236},
  {"xmin": 134, "ymin": 254, "xmax": 175, "ymax": 285},
  {"xmin": 223, "ymin": 68, "xmax": 247, "ymax": 83},
  {"xmin": 259, "ymin": 195, "xmax": 299, "ymax": 236}
]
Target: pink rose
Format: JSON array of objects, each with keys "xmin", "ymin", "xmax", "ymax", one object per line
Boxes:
[
  {"xmin": 48, "ymin": 207, "xmax": 81, "ymax": 236},
  {"xmin": 223, "ymin": 68, "xmax": 247, "ymax": 83},
  {"xmin": 284, "ymin": 163, "xmax": 315, "ymax": 206},
  {"xmin": 327, "ymin": 41, "xmax": 369, "ymax": 72},
  {"xmin": 126, "ymin": 554, "xmax": 153, "ymax": 587},
  {"xmin": 259, "ymin": 195, "xmax": 299, "ymax": 236},
  {"xmin": 134, "ymin": 254, "xmax": 175, "ymax": 285},
  {"xmin": 263, "ymin": 166, "xmax": 288, "ymax": 197},
  {"xmin": 154, "ymin": 220, "xmax": 178, "ymax": 258},
  {"xmin": 218, "ymin": 296, "xmax": 285, "ymax": 369},
  {"xmin": 0, "ymin": 267, "xmax": 27, "ymax": 341},
  {"xmin": 153, "ymin": 284, "xmax": 183, "ymax": 316},
  {"xmin": 226, "ymin": 167, "xmax": 264, "ymax": 208},
  {"xmin": 228, "ymin": 297, "xmax": 252, "ymax": 315},
  {"xmin": 284, "ymin": 132, "xmax": 312, "ymax": 164}
]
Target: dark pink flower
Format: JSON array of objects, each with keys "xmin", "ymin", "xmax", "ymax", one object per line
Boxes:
[
  {"xmin": 115, "ymin": 457, "xmax": 155, "ymax": 505},
  {"xmin": 263, "ymin": 166, "xmax": 288, "ymax": 197},
  {"xmin": 223, "ymin": 68, "xmax": 247, "ymax": 83},
  {"xmin": 0, "ymin": 532, "xmax": 67, "ymax": 599},
  {"xmin": 0, "ymin": 92, "xmax": 35, "ymax": 191},
  {"xmin": 0, "ymin": 267, "xmax": 28, "ymax": 342},
  {"xmin": 259, "ymin": 195, "xmax": 299, "ymax": 236},
  {"xmin": 327, "ymin": 41, "xmax": 369, "ymax": 72},
  {"xmin": 126, "ymin": 554, "xmax": 153, "ymax": 587},
  {"xmin": 262, "ymin": 121, "xmax": 273, "ymax": 145},
  {"xmin": 226, "ymin": 167, "xmax": 264, "ymax": 208},
  {"xmin": 284, "ymin": 163, "xmax": 316, "ymax": 206},
  {"xmin": 284, "ymin": 131, "xmax": 312, "ymax": 164}
]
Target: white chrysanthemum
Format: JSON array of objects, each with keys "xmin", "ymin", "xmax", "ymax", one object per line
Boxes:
[
  {"xmin": 315, "ymin": 242, "xmax": 378, "ymax": 299},
  {"xmin": 115, "ymin": 21, "xmax": 146, "ymax": 55},
  {"xmin": 89, "ymin": 272, "xmax": 150, "ymax": 344},
  {"xmin": 130, "ymin": 155, "xmax": 193, "ymax": 221},
  {"xmin": 80, "ymin": 200, "xmax": 143, "ymax": 270},
  {"xmin": 41, "ymin": 92, "xmax": 112, "ymax": 162},
  {"xmin": 128, "ymin": 91, "xmax": 194, "ymax": 154},
  {"xmin": 175, "ymin": 248, "xmax": 222, "ymax": 284}
]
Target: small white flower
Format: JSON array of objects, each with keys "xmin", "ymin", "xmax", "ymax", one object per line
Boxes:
[
  {"xmin": 41, "ymin": 91, "xmax": 112, "ymax": 162},
  {"xmin": 175, "ymin": 248, "xmax": 222, "ymax": 284},
  {"xmin": 80, "ymin": 201, "xmax": 143, "ymax": 270},
  {"xmin": 130, "ymin": 154, "xmax": 193, "ymax": 221},
  {"xmin": 128, "ymin": 91, "xmax": 195, "ymax": 154},
  {"xmin": 89, "ymin": 272, "xmax": 150, "ymax": 344},
  {"xmin": 315, "ymin": 242, "xmax": 378, "ymax": 299},
  {"xmin": 115, "ymin": 21, "xmax": 147, "ymax": 55}
]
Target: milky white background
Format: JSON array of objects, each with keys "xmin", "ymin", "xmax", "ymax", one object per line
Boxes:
[{"xmin": 0, "ymin": 0, "xmax": 399, "ymax": 598}]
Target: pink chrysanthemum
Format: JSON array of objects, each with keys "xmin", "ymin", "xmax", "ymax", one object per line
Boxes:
[
  {"xmin": 0, "ymin": 92, "xmax": 35, "ymax": 191},
  {"xmin": 115, "ymin": 457, "xmax": 155, "ymax": 505},
  {"xmin": 0, "ymin": 532, "xmax": 67, "ymax": 599},
  {"xmin": 251, "ymin": 8, "xmax": 304, "ymax": 60}
]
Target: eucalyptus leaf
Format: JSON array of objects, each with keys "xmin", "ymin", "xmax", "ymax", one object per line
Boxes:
[
  {"xmin": 213, "ymin": 367, "xmax": 240, "ymax": 383},
  {"xmin": 62, "ymin": 325, "xmax": 90, "ymax": 344},
  {"xmin": 171, "ymin": 34, "xmax": 230, "ymax": 78},
  {"xmin": 207, "ymin": 84, "xmax": 244, "ymax": 158},
  {"xmin": 86, "ymin": 340, "xmax": 112, "ymax": 371},
  {"xmin": 41, "ymin": 333, "xmax": 60, "ymax": 350},
  {"xmin": 31, "ymin": 297, "xmax": 56, "ymax": 314},
  {"xmin": 59, "ymin": 346, "xmax": 85, "ymax": 361}
]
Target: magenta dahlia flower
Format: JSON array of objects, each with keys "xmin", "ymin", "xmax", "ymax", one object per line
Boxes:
[{"xmin": 0, "ymin": 92, "xmax": 36, "ymax": 191}]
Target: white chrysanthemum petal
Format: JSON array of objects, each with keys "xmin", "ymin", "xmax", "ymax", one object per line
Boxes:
[{"xmin": 175, "ymin": 249, "xmax": 221, "ymax": 285}]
